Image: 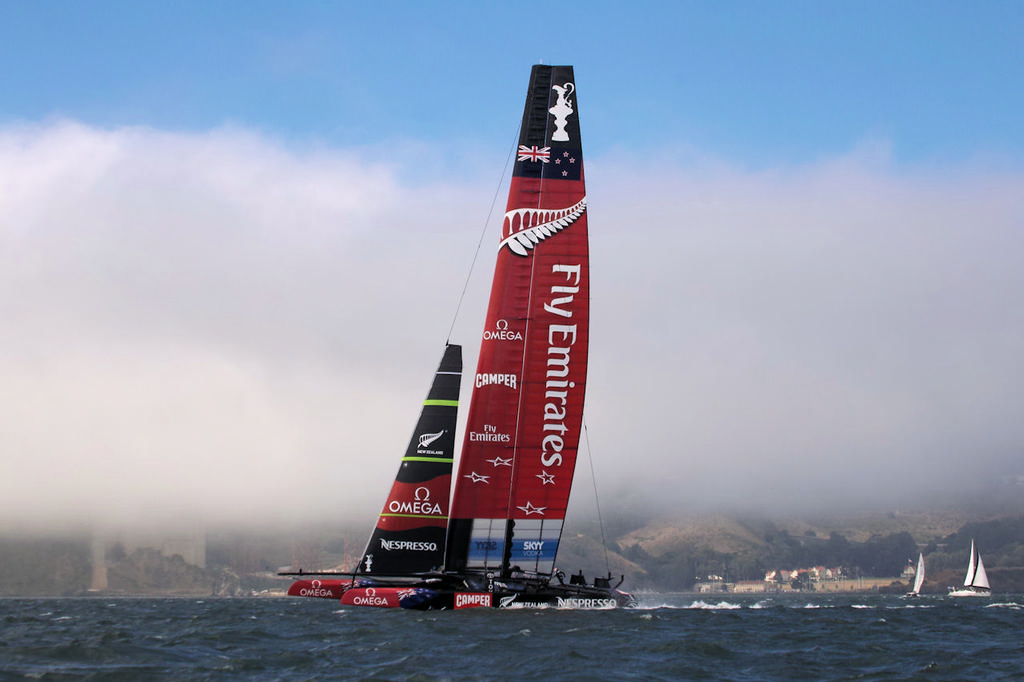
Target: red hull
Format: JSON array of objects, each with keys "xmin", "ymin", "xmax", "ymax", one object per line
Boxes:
[
  {"xmin": 339, "ymin": 587, "xmax": 403, "ymax": 608},
  {"xmin": 287, "ymin": 579, "xmax": 349, "ymax": 599}
]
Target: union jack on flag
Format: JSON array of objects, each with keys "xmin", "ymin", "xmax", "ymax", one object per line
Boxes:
[{"xmin": 517, "ymin": 145, "xmax": 550, "ymax": 163}]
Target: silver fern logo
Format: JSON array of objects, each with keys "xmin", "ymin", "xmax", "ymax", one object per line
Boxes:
[
  {"xmin": 418, "ymin": 430, "xmax": 445, "ymax": 448},
  {"xmin": 500, "ymin": 197, "xmax": 587, "ymax": 257}
]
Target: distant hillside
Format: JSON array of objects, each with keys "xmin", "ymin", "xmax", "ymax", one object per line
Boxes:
[
  {"xmin": 618, "ymin": 514, "xmax": 771, "ymax": 555},
  {"xmin": 0, "ymin": 537, "xmax": 91, "ymax": 596},
  {"xmin": 791, "ymin": 510, "xmax": 977, "ymax": 544},
  {"xmin": 603, "ymin": 510, "xmax": 1024, "ymax": 592},
  {"xmin": 3, "ymin": 507, "xmax": 1023, "ymax": 596},
  {"xmin": 105, "ymin": 548, "xmax": 243, "ymax": 596}
]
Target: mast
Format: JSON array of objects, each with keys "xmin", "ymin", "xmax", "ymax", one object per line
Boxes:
[
  {"xmin": 446, "ymin": 65, "xmax": 589, "ymax": 578},
  {"xmin": 357, "ymin": 344, "xmax": 462, "ymax": 575}
]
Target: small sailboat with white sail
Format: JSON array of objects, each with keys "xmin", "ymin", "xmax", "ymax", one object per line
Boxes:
[
  {"xmin": 904, "ymin": 552, "xmax": 925, "ymax": 597},
  {"xmin": 948, "ymin": 539, "xmax": 991, "ymax": 597}
]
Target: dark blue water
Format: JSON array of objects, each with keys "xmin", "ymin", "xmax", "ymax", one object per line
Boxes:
[{"xmin": 1, "ymin": 594, "xmax": 1021, "ymax": 681}]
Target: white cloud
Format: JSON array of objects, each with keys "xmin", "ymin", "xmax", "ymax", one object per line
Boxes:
[
  {"xmin": 588, "ymin": 149, "xmax": 1024, "ymax": 511},
  {"xmin": 3, "ymin": 122, "xmax": 1022, "ymax": 529},
  {"xmin": 1, "ymin": 121, "xmax": 490, "ymax": 527}
]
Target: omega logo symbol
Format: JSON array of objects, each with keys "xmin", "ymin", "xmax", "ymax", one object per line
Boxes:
[
  {"xmin": 388, "ymin": 486, "xmax": 442, "ymax": 515},
  {"xmin": 365, "ymin": 588, "xmax": 376, "ymax": 597},
  {"xmin": 311, "ymin": 580, "xmax": 322, "ymax": 588},
  {"xmin": 483, "ymin": 318, "xmax": 524, "ymax": 342}
]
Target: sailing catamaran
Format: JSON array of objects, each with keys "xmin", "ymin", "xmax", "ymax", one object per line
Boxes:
[
  {"xmin": 284, "ymin": 65, "xmax": 636, "ymax": 609},
  {"xmin": 948, "ymin": 539, "xmax": 991, "ymax": 597}
]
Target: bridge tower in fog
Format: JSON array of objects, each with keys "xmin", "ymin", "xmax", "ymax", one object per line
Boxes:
[{"xmin": 90, "ymin": 533, "xmax": 108, "ymax": 591}]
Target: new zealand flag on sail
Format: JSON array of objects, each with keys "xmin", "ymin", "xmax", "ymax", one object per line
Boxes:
[{"xmin": 512, "ymin": 65, "xmax": 582, "ymax": 182}]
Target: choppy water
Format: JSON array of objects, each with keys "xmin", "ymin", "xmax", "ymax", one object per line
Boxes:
[{"xmin": 1, "ymin": 594, "xmax": 1022, "ymax": 681}]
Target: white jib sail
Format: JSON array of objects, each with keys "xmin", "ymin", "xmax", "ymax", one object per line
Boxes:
[{"xmin": 972, "ymin": 553, "xmax": 990, "ymax": 590}]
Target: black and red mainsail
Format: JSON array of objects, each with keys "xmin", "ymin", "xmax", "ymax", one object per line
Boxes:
[
  {"xmin": 357, "ymin": 344, "xmax": 462, "ymax": 575},
  {"xmin": 446, "ymin": 65, "xmax": 589, "ymax": 578}
]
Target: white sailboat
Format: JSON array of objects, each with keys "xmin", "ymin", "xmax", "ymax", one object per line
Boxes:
[
  {"xmin": 948, "ymin": 539, "xmax": 991, "ymax": 597},
  {"xmin": 905, "ymin": 552, "xmax": 925, "ymax": 597}
]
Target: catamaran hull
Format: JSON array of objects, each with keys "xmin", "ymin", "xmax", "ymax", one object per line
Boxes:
[
  {"xmin": 286, "ymin": 579, "xmax": 349, "ymax": 599},
  {"xmin": 948, "ymin": 588, "xmax": 991, "ymax": 597},
  {"xmin": 340, "ymin": 586, "xmax": 442, "ymax": 609},
  {"xmin": 332, "ymin": 582, "xmax": 636, "ymax": 610},
  {"xmin": 491, "ymin": 589, "xmax": 635, "ymax": 610}
]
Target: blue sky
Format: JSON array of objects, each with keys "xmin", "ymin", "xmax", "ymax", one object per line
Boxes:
[
  {"xmin": 4, "ymin": 1, "xmax": 1023, "ymax": 166},
  {"xmin": 3, "ymin": 2, "xmax": 1024, "ymax": 526}
]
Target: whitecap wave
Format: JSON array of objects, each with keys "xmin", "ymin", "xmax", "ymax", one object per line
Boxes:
[{"xmin": 685, "ymin": 600, "xmax": 743, "ymax": 610}]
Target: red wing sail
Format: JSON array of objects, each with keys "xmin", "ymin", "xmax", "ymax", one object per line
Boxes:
[
  {"xmin": 358, "ymin": 344, "xmax": 462, "ymax": 575},
  {"xmin": 447, "ymin": 65, "xmax": 588, "ymax": 577}
]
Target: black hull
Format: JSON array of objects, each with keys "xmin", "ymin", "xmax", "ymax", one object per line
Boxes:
[
  {"xmin": 334, "ymin": 572, "xmax": 637, "ymax": 610},
  {"xmin": 489, "ymin": 583, "xmax": 637, "ymax": 610}
]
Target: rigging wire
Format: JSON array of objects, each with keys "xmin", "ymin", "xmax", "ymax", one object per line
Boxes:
[
  {"xmin": 445, "ymin": 125, "xmax": 520, "ymax": 344},
  {"xmin": 582, "ymin": 417, "xmax": 612, "ymax": 576},
  {"xmin": 443, "ymin": 121, "xmax": 519, "ymax": 575}
]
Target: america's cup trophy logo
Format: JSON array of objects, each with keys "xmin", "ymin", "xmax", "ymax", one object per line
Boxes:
[{"xmin": 549, "ymin": 82, "xmax": 575, "ymax": 142}]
